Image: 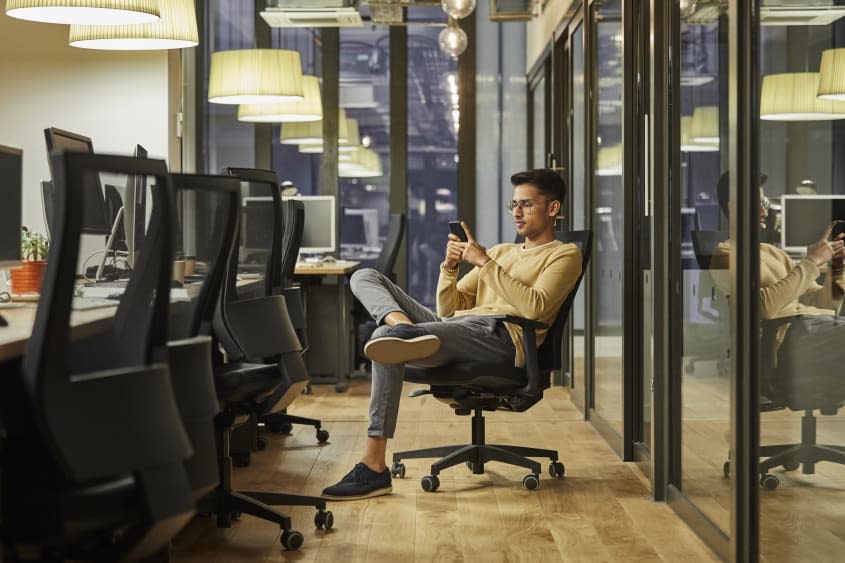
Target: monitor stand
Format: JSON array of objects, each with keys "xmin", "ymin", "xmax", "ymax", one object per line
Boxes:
[{"xmin": 96, "ymin": 206, "xmax": 125, "ymax": 281}]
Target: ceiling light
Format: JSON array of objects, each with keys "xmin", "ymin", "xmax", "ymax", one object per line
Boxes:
[
  {"xmin": 68, "ymin": 0, "xmax": 197, "ymax": 50},
  {"xmin": 439, "ymin": 19, "xmax": 468, "ymax": 59},
  {"xmin": 680, "ymin": 116, "xmax": 718, "ymax": 152},
  {"xmin": 208, "ymin": 49, "xmax": 304, "ymax": 105},
  {"xmin": 280, "ymin": 109, "xmax": 350, "ymax": 145},
  {"xmin": 691, "ymin": 106, "xmax": 719, "ymax": 144},
  {"xmin": 238, "ymin": 75, "xmax": 322, "ymax": 122},
  {"xmin": 817, "ymin": 48, "xmax": 845, "ymax": 101},
  {"xmin": 760, "ymin": 72, "xmax": 845, "ymax": 121},
  {"xmin": 595, "ymin": 144, "xmax": 622, "ymax": 176},
  {"xmin": 6, "ymin": 0, "xmax": 159, "ymax": 25},
  {"xmin": 441, "ymin": 0, "xmax": 475, "ymax": 19}
]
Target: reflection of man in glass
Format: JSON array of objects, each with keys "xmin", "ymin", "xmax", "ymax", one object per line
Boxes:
[{"xmin": 712, "ymin": 172, "xmax": 845, "ymax": 364}]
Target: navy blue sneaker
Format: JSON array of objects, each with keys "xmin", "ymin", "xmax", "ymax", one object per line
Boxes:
[
  {"xmin": 321, "ymin": 462, "xmax": 393, "ymax": 500},
  {"xmin": 363, "ymin": 324, "xmax": 441, "ymax": 364}
]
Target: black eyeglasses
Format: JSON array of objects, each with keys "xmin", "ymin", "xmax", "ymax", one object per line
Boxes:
[{"xmin": 505, "ymin": 199, "xmax": 551, "ymax": 213}]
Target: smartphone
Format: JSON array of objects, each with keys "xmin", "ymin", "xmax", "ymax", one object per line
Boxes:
[
  {"xmin": 831, "ymin": 220, "xmax": 845, "ymax": 241},
  {"xmin": 448, "ymin": 221, "xmax": 468, "ymax": 242}
]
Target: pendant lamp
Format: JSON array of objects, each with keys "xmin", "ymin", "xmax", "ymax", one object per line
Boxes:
[
  {"xmin": 681, "ymin": 115, "xmax": 718, "ymax": 152},
  {"xmin": 208, "ymin": 49, "xmax": 304, "ymax": 105},
  {"xmin": 280, "ymin": 109, "xmax": 350, "ymax": 145},
  {"xmin": 817, "ymin": 48, "xmax": 845, "ymax": 101},
  {"xmin": 6, "ymin": 0, "xmax": 159, "ymax": 25},
  {"xmin": 68, "ymin": 0, "xmax": 197, "ymax": 50},
  {"xmin": 595, "ymin": 144, "xmax": 622, "ymax": 176},
  {"xmin": 760, "ymin": 72, "xmax": 845, "ymax": 121},
  {"xmin": 691, "ymin": 106, "xmax": 719, "ymax": 144},
  {"xmin": 238, "ymin": 75, "xmax": 322, "ymax": 123}
]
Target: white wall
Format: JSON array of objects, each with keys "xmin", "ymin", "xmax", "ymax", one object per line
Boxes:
[
  {"xmin": 526, "ymin": 0, "xmax": 574, "ymax": 70},
  {"xmin": 0, "ymin": 1, "xmax": 172, "ymax": 235}
]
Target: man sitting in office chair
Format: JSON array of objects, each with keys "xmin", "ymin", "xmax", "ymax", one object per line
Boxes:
[
  {"xmin": 711, "ymin": 172, "xmax": 845, "ymax": 368},
  {"xmin": 322, "ymin": 169, "xmax": 583, "ymax": 500}
]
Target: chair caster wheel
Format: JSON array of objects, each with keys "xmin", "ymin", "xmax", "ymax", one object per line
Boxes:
[
  {"xmin": 391, "ymin": 462, "xmax": 406, "ymax": 478},
  {"xmin": 783, "ymin": 462, "xmax": 799, "ymax": 471},
  {"xmin": 270, "ymin": 421, "xmax": 293, "ymax": 434},
  {"xmin": 256, "ymin": 436, "xmax": 268, "ymax": 451},
  {"xmin": 232, "ymin": 453, "xmax": 251, "ymax": 467},
  {"xmin": 420, "ymin": 475, "xmax": 440, "ymax": 492},
  {"xmin": 302, "ymin": 384, "xmax": 313, "ymax": 395},
  {"xmin": 334, "ymin": 380, "xmax": 348, "ymax": 393},
  {"xmin": 523, "ymin": 474, "xmax": 540, "ymax": 490},
  {"xmin": 281, "ymin": 530, "xmax": 304, "ymax": 550},
  {"xmin": 549, "ymin": 461, "xmax": 565, "ymax": 479},
  {"xmin": 314, "ymin": 509, "xmax": 334, "ymax": 530},
  {"xmin": 723, "ymin": 461, "xmax": 730, "ymax": 478},
  {"xmin": 316, "ymin": 429, "xmax": 330, "ymax": 443},
  {"xmin": 466, "ymin": 461, "xmax": 475, "ymax": 472},
  {"xmin": 760, "ymin": 474, "xmax": 779, "ymax": 490}
]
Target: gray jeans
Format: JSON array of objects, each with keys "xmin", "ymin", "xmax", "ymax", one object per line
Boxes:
[{"xmin": 350, "ymin": 268, "xmax": 515, "ymax": 438}]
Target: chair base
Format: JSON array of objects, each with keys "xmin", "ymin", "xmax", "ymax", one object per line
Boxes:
[
  {"xmin": 760, "ymin": 409, "xmax": 845, "ymax": 476},
  {"xmin": 391, "ymin": 409, "xmax": 559, "ymax": 482}
]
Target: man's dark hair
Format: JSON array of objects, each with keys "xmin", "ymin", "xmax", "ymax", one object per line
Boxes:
[
  {"xmin": 716, "ymin": 171, "xmax": 767, "ymax": 216},
  {"xmin": 510, "ymin": 169, "xmax": 566, "ymax": 203}
]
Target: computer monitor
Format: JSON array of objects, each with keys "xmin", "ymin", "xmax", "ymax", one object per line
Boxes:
[
  {"xmin": 344, "ymin": 208, "xmax": 379, "ymax": 247},
  {"xmin": 282, "ymin": 195, "xmax": 336, "ymax": 254},
  {"xmin": 780, "ymin": 194, "xmax": 845, "ymax": 253},
  {"xmin": 43, "ymin": 127, "xmax": 110, "ymax": 236},
  {"xmin": 341, "ymin": 212, "xmax": 368, "ymax": 246},
  {"xmin": 0, "ymin": 145, "xmax": 23, "ymax": 269},
  {"xmin": 123, "ymin": 144, "xmax": 148, "ymax": 267}
]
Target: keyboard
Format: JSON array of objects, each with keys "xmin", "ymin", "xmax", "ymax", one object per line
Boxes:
[{"xmin": 72, "ymin": 297, "xmax": 118, "ymax": 311}]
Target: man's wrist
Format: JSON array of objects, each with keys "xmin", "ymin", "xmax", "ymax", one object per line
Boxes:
[{"xmin": 441, "ymin": 261, "xmax": 458, "ymax": 272}]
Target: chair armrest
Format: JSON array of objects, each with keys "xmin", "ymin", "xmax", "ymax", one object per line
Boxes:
[
  {"xmin": 486, "ymin": 315, "xmax": 547, "ymax": 397},
  {"xmin": 487, "ymin": 314, "xmax": 548, "ymax": 331}
]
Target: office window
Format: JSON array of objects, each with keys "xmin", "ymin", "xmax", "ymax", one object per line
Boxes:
[{"xmin": 406, "ymin": 13, "xmax": 458, "ymax": 308}]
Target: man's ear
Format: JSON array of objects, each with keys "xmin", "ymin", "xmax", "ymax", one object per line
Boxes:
[{"xmin": 549, "ymin": 199, "xmax": 560, "ymax": 217}]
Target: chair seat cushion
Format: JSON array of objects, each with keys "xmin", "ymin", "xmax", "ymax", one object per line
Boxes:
[
  {"xmin": 214, "ymin": 362, "xmax": 279, "ymax": 403},
  {"xmin": 405, "ymin": 362, "xmax": 527, "ymax": 393}
]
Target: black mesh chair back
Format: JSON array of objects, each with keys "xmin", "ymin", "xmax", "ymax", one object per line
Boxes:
[
  {"xmin": 375, "ymin": 212, "xmax": 406, "ymax": 279},
  {"xmin": 280, "ymin": 199, "xmax": 305, "ymax": 286},
  {"xmin": 168, "ymin": 174, "xmax": 242, "ymax": 500},
  {"xmin": 223, "ymin": 167, "xmax": 284, "ymax": 297},
  {"xmin": 691, "ymin": 230, "xmax": 728, "ymax": 271},
  {"xmin": 1, "ymin": 152, "xmax": 194, "ymax": 560}
]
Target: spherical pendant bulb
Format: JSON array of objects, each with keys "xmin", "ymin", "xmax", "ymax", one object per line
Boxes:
[
  {"xmin": 439, "ymin": 24, "xmax": 468, "ymax": 59},
  {"xmin": 441, "ymin": 0, "xmax": 475, "ymax": 19},
  {"xmin": 679, "ymin": 0, "xmax": 697, "ymax": 18}
]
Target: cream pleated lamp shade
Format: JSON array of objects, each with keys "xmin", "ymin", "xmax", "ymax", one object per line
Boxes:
[
  {"xmin": 208, "ymin": 49, "xmax": 304, "ymax": 105},
  {"xmin": 817, "ymin": 48, "xmax": 845, "ymax": 101},
  {"xmin": 681, "ymin": 116, "xmax": 719, "ymax": 152},
  {"xmin": 298, "ymin": 145, "xmax": 352, "ymax": 160},
  {"xmin": 760, "ymin": 72, "xmax": 845, "ymax": 121},
  {"xmin": 339, "ymin": 148, "xmax": 383, "ymax": 178},
  {"xmin": 595, "ymin": 144, "xmax": 622, "ymax": 176},
  {"xmin": 280, "ymin": 109, "xmax": 349, "ymax": 145},
  {"xmin": 68, "ymin": 0, "xmax": 198, "ymax": 50},
  {"xmin": 691, "ymin": 106, "xmax": 719, "ymax": 143},
  {"xmin": 6, "ymin": 0, "xmax": 159, "ymax": 25},
  {"xmin": 339, "ymin": 118, "xmax": 361, "ymax": 153},
  {"xmin": 238, "ymin": 75, "xmax": 323, "ymax": 122}
]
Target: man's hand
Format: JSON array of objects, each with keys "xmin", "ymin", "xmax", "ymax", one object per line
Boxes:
[
  {"xmin": 831, "ymin": 226, "xmax": 845, "ymax": 272},
  {"xmin": 443, "ymin": 234, "xmax": 463, "ymax": 270},
  {"xmin": 806, "ymin": 222, "xmax": 839, "ymax": 267},
  {"xmin": 459, "ymin": 222, "xmax": 491, "ymax": 267}
]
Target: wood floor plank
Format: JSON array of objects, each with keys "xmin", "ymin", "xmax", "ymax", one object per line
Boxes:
[{"xmin": 172, "ymin": 380, "xmax": 718, "ymax": 562}]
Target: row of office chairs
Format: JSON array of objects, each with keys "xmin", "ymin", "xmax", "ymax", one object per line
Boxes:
[{"xmin": 0, "ymin": 152, "xmax": 327, "ymax": 559}]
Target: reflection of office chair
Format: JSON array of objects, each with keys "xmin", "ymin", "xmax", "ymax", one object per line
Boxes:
[
  {"xmin": 391, "ymin": 230, "xmax": 591, "ymax": 491},
  {"xmin": 0, "ymin": 153, "xmax": 194, "ymax": 560},
  {"xmin": 753, "ymin": 317, "xmax": 845, "ymax": 490},
  {"xmin": 687, "ymin": 230, "xmax": 730, "ymax": 376}
]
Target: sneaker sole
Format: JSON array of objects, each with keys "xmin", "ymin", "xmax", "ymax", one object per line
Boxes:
[
  {"xmin": 321, "ymin": 485, "xmax": 393, "ymax": 501},
  {"xmin": 363, "ymin": 335, "xmax": 441, "ymax": 365}
]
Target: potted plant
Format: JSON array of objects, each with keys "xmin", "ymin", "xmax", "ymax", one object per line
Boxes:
[{"xmin": 10, "ymin": 227, "xmax": 49, "ymax": 295}]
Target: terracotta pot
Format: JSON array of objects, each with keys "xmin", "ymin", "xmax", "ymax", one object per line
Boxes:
[{"xmin": 10, "ymin": 260, "xmax": 47, "ymax": 295}]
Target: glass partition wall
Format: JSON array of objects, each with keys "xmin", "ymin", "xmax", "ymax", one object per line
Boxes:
[
  {"xmin": 756, "ymin": 6, "xmax": 845, "ymax": 561},
  {"xmin": 590, "ymin": 0, "xmax": 625, "ymax": 440}
]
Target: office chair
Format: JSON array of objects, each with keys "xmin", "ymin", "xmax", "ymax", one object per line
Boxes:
[
  {"xmin": 207, "ymin": 246, "xmax": 333, "ymax": 549},
  {"xmin": 0, "ymin": 153, "xmax": 194, "ymax": 561},
  {"xmin": 353, "ymin": 212, "xmax": 407, "ymax": 372},
  {"xmin": 391, "ymin": 230, "xmax": 592, "ymax": 491}
]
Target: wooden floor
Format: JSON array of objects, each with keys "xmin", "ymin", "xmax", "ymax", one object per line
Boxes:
[{"xmin": 172, "ymin": 379, "xmax": 718, "ymax": 562}]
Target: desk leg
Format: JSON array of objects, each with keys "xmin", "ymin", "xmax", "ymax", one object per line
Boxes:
[{"xmin": 302, "ymin": 276, "xmax": 354, "ymax": 393}]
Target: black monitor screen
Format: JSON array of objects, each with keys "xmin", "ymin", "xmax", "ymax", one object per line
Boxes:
[
  {"xmin": 341, "ymin": 212, "xmax": 368, "ymax": 245},
  {"xmin": 0, "ymin": 145, "xmax": 23, "ymax": 268},
  {"xmin": 781, "ymin": 195, "xmax": 845, "ymax": 251},
  {"xmin": 44, "ymin": 127, "xmax": 110, "ymax": 235}
]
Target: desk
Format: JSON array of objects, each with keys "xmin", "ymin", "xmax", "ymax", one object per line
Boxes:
[
  {"xmin": 294, "ymin": 260, "xmax": 359, "ymax": 392},
  {"xmin": 0, "ymin": 305, "xmax": 116, "ymax": 363}
]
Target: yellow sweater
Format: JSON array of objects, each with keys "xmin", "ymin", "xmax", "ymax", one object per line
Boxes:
[{"xmin": 436, "ymin": 240, "xmax": 582, "ymax": 367}]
